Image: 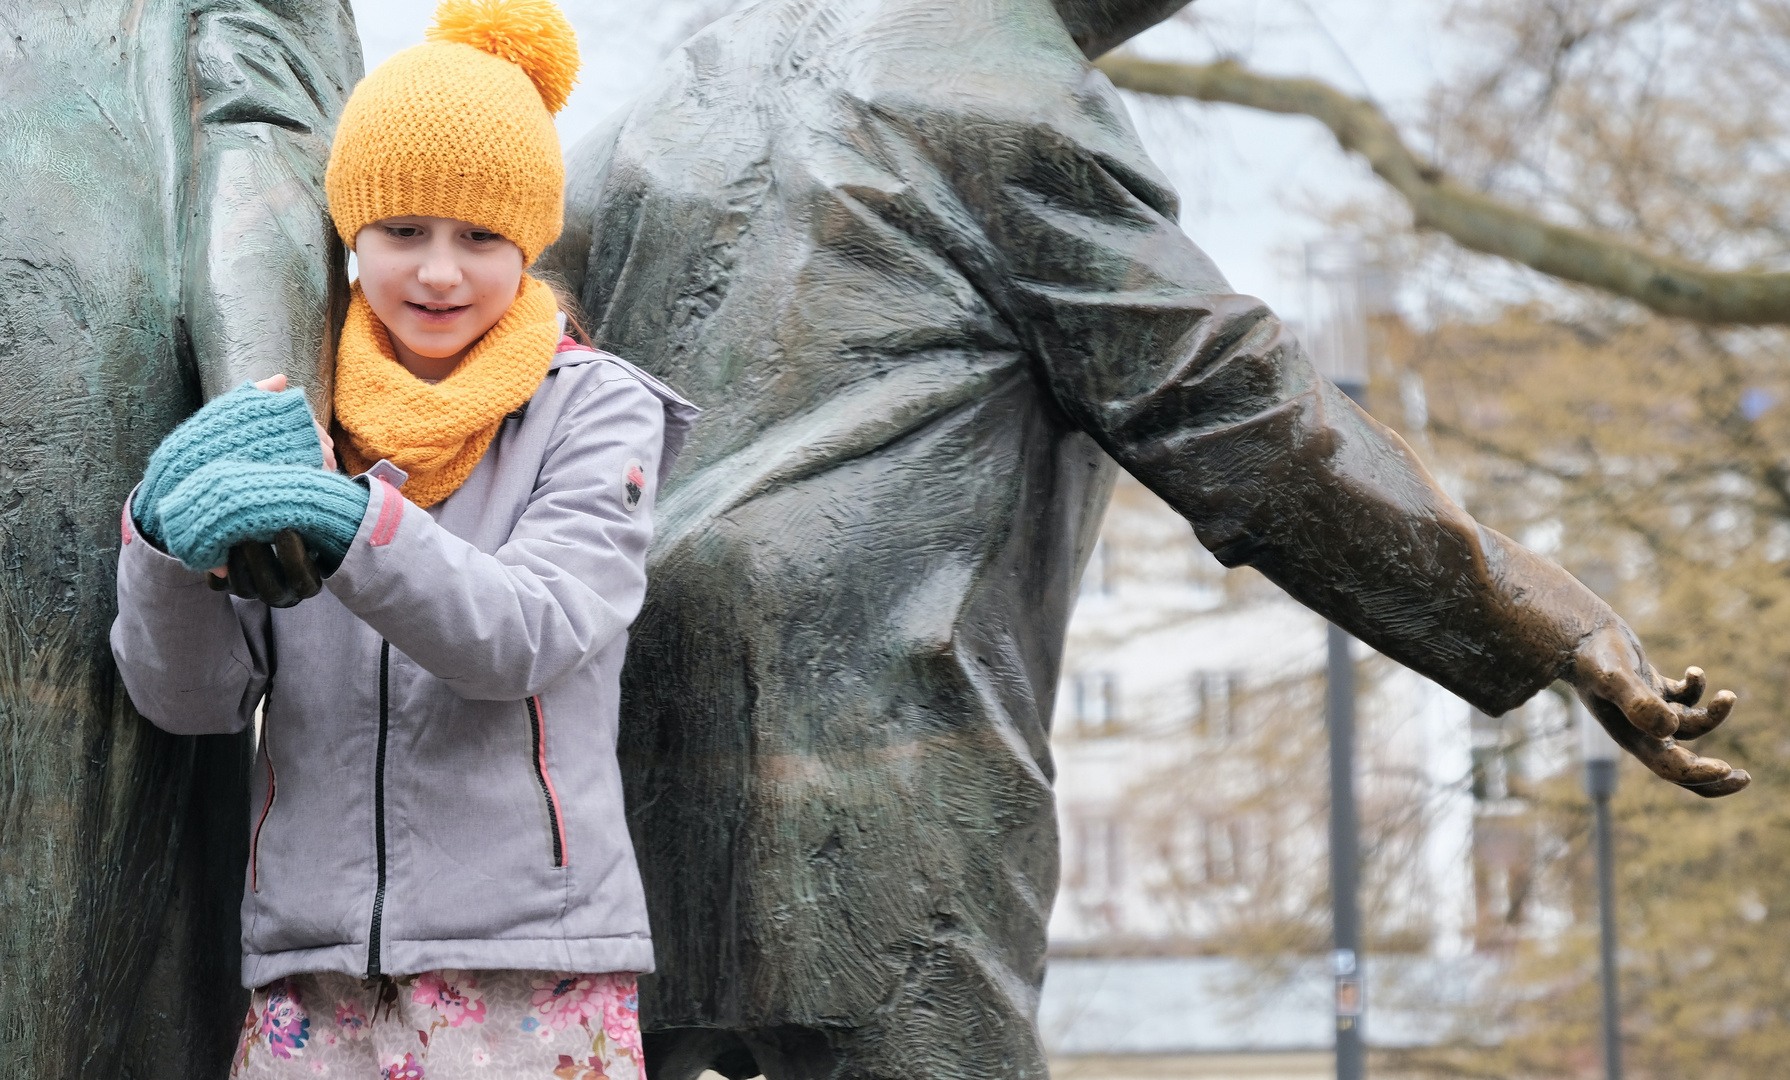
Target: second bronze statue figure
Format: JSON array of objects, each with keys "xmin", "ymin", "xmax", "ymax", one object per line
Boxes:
[{"xmin": 540, "ymin": 0, "xmax": 1746, "ymax": 1076}]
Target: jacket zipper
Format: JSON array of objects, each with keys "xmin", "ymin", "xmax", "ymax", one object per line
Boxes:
[
  {"xmin": 527, "ymin": 695, "xmax": 568, "ymax": 867},
  {"xmin": 250, "ymin": 733, "xmax": 277, "ymax": 893},
  {"xmin": 367, "ymin": 640, "xmax": 392, "ymax": 978}
]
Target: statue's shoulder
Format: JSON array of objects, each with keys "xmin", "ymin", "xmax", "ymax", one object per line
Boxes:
[
  {"xmin": 559, "ymin": 0, "xmax": 1174, "ymax": 220},
  {"xmin": 612, "ymin": 0, "xmax": 1098, "ymax": 118}
]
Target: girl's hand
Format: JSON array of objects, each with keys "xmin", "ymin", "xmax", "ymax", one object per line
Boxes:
[
  {"xmin": 252, "ymin": 374, "xmax": 337, "ymax": 472},
  {"xmin": 208, "ymin": 375, "xmax": 338, "ymax": 583}
]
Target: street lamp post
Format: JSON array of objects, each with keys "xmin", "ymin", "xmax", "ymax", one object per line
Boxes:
[
  {"xmin": 1306, "ymin": 239, "xmax": 1377, "ymax": 1080},
  {"xmin": 1580, "ymin": 702, "xmax": 1623, "ymax": 1080}
]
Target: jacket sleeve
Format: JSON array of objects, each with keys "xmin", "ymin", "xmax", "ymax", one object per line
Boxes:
[
  {"xmin": 323, "ymin": 372, "xmax": 666, "ymax": 700},
  {"xmin": 184, "ymin": 0, "xmax": 361, "ymax": 413},
  {"xmin": 934, "ymin": 65, "xmax": 1612, "ymax": 715},
  {"xmin": 110, "ymin": 494, "xmax": 272, "ymax": 735}
]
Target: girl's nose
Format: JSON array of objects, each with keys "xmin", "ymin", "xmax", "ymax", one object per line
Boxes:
[{"xmin": 417, "ymin": 244, "xmax": 463, "ymax": 290}]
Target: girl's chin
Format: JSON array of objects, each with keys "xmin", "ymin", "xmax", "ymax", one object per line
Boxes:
[
  {"xmin": 393, "ymin": 335, "xmax": 473, "ymax": 360},
  {"xmin": 394, "ymin": 322, "xmax": 471, "ymax": 347}
]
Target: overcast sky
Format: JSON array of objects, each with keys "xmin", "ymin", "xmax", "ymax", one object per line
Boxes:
[{"xmin": 350, "ymin": 0, "xmax": 1462, "ymax": 324}]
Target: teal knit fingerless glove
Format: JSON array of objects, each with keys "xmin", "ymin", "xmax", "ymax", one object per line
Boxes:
[
  {"xmin": 134, "ymin": 383, "xmax": 324, "ymax": 545},
  {"xmin": 158, "ymin": 461, "xmax": 370, "ymax": 573}
]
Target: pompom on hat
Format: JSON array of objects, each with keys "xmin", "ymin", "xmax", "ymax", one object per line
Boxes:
[{"xmin": 325, "ymin": 0, "xmax": 580, "ymax": 265}]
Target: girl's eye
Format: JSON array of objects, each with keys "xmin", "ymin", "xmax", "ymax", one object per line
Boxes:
[
  {"xmin": 385, "ymin": 226, "xmax": 422, "ymax": 239},
  {"xmin": 466, "ymin": 231, "xmax": 497, "ymax": 243}
]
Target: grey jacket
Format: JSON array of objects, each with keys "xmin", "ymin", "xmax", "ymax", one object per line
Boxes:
[{"xmin": 111, "ymin": 342, "xmax": 698, "ymax": 987}]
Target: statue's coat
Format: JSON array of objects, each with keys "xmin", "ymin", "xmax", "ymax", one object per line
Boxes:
[
  {"xmin": 543, "ymin": 0, "xmax": 1608, "ymax": 1075},
  {"xmin": 0, "ymin": 4, "xmax": 357, "ymax": 1076}
]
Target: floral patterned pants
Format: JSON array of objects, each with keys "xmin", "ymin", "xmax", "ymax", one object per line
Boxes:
[{"xmin": 231, "ymin": 969, "xmax": 643, "ymax": 1079}]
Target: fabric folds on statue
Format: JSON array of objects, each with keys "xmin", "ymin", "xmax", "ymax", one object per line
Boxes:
[{"xmin": 334, "ymin": 276, "xmax": 559, "ymax": 507}]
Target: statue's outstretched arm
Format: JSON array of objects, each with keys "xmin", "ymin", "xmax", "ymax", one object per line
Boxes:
[
  {"xmin": 954, "ymin": 72, "xmax": 1745, "ymax": 794},
  {"xmin": 183, "ymin": 0, "xmax": 361, "ymax": 420},
  {"xmin": 1084, "ymin": 305, "xmax": 1741, "ymax": 794}
]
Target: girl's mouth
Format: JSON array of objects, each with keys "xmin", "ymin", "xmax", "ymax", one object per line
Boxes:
[{"xmin": 406, "ymin": 301, "xmax": 470, "ymax": 324}]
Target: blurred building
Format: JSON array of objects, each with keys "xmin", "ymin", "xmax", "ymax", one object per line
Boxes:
[
  {"xmin": 1039, "ymin": 471, "xmax": 1575, "ymax": 1074},
  {"xmin": 1047, "ymin": 472, "xmax": 1478, "ymax": 959},
  {"xmin": 1037, "ymin": 242, "xmax": 1577, "ymax": 1076}
]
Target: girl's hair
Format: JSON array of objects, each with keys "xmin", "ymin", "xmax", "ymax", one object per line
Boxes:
[{"xmin": 534, "ymin": 272, "xmax": 595, "ymax": 347}]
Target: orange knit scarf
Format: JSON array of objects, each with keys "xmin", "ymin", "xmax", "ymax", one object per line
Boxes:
[{"xmin": 334, "ymin": 276, "xmax": 558, "ymax": 508}]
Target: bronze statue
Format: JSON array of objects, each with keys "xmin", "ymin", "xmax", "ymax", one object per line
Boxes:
[
  {"xmin": 0, "ymin": 3, "xmax": 357, "ymax": 1076},
  {"xmin": 541, "ymin": 0, "xmax": 1746, "ymax": 1076}
]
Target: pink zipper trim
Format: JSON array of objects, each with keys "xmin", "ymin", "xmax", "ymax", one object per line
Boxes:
[
  {"xmin": 529, "ymin": 695, "xmax": 569, "ymax": 867},
  {"xmin": 250, "ymin": 738, "xmax": 277, "ymax": 892}
]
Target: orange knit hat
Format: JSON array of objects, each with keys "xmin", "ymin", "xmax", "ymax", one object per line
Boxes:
[{"xmin": 325, "ymin": 0, "xmax": 580, "ymax": 265}]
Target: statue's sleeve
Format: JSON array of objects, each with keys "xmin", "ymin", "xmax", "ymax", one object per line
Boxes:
[
  {"xmin": 957, "ymin": 71, "xmax": 1612, "ymax": 715},
  {"xmin": 184, "ymin": 0, "xmax": 361, "ymax": 415}
]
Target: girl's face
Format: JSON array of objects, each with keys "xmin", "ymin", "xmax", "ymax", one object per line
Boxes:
[{"xmin": 356, "ymin": 216, "xmax": 526, "ymax": 380}]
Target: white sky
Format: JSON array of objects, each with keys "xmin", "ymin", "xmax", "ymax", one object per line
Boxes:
[{"xmin": 350, "ymin": 0, "xmax": 1463, "ymax": 324}]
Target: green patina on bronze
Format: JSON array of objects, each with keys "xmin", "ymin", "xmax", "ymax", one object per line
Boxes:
[
  {"xmin": 0, "ymin": 2, "xmax": 1748, "ymax": 1076},
  {"xmin": 542, "ymin": 1, "xmax": 1741, "ymax": 1077},
  {"xmin": 0, "ymin": 4, "xmax": 357, "ymax": 1076}
]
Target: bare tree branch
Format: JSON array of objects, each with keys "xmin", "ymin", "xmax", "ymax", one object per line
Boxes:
[{"xmin": 1096, "ymin": 55, "xmax": 1790, "ymax": 325}]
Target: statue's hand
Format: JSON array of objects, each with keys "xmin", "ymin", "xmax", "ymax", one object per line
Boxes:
[
  {"xmin": 207, "ymin": 530, "xmax": 323, "ymax": 609},
  {"xmin": 1568, "ymin": 621, "xmax": 1749, "ymax": 797}
]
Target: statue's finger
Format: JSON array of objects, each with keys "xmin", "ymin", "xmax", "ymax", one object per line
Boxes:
[
  {"xmin": 1682, "ymin": 769, "xmax": 1751, "ymax": 798},
  {"xmin": 1659, "ymin": 666, "xmax": 1706, "ymax": 706},
  {"xmin": 240, "ymin": 541, "xmax": 299, "ymax": 609},
  {"xmin": 1597, "ymin": 665, "xmax": 1679, "ymax": 739},
  {"xmin": 225, "ymin": 545, "xmax": 260, "ymax": 600},
  {"xmin": 1629, "ymin": 740, "xmax": 1733, "ymax": 787},
  {"xmin": 1673, "ymin": 689, "xmax": 1736, "ymax": 740},
  {"xmin": 273, "ymin": 529, "xmax": 322, "ymax": 601}
]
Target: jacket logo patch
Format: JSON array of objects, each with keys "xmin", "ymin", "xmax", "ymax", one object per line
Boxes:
[{"xmin": 623, "ymin": 459, "xmax": 646, "ymax": 512}]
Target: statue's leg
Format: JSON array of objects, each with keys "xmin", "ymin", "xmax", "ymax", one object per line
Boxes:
[
  {"xmin": 715, "ymin": 940, "xmax": 1049, "ymax": 1080},
  {"xmin": 117, "ymin": 731, "xmax": 253, "ymax": 1077},
  {"xmin": 732, "ymin": 1002, "xmax": 1052, "ymax": 1080},
  {"xmin": 644, "ymin": 1027, "xmax": 764, "ymax": 1080},
  {"xmin": 0, "ymin": 254, "xmax": 245, "ymax": 1077}
]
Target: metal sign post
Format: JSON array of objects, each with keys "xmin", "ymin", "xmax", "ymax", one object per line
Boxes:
[
  {"xmin": 1328, "ymin": 623, "xmax": 1364, "ymax": 1080},
  {"xmin": 1580, "ymin": 703, "xmax": 1624, "ymax": 1080}
]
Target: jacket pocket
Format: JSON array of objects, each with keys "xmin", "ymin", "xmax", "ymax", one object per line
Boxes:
[
  {"xmin": 250, "ymin": 735, "xmax": 278, "ymax": 892},
  {"xmin": 526, "ymin": 695, "xmax": 568, "ymax": 868}
]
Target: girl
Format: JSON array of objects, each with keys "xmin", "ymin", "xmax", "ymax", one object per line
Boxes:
[{"xmin": 110, "ymin": 2, "xmax": 696, "ymax": 1076}]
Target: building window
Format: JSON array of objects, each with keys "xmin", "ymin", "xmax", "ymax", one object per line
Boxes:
[
  {"xmin": 1470, "ymin": 745, "xmax": 1510, "ymax": 802},
  {"xmin": 1070, "ymin": 672, "xmax": 1120, "ymax": 736},
  {"xmin": 1080, "ymin": 538, "xmax": 1115, "ymax": 597},
  {"xmin": 1191, "ymin": 671, "xmax": 1242, "ymax": 738},
  {"xmin": 1070, "ymin": 814, "xmax": 1125, "ymax": 893},
  {"xmin": 1470, "ymin": 708, "xmax": 1523, "ymax": 802},
  {"xmin": 1205, "ymin": 818, "xmax": 1241, "ymax": 883},
  {"xmin": 1197, "ymin": 816, "xmax": 1270, "ymax": 886}
]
